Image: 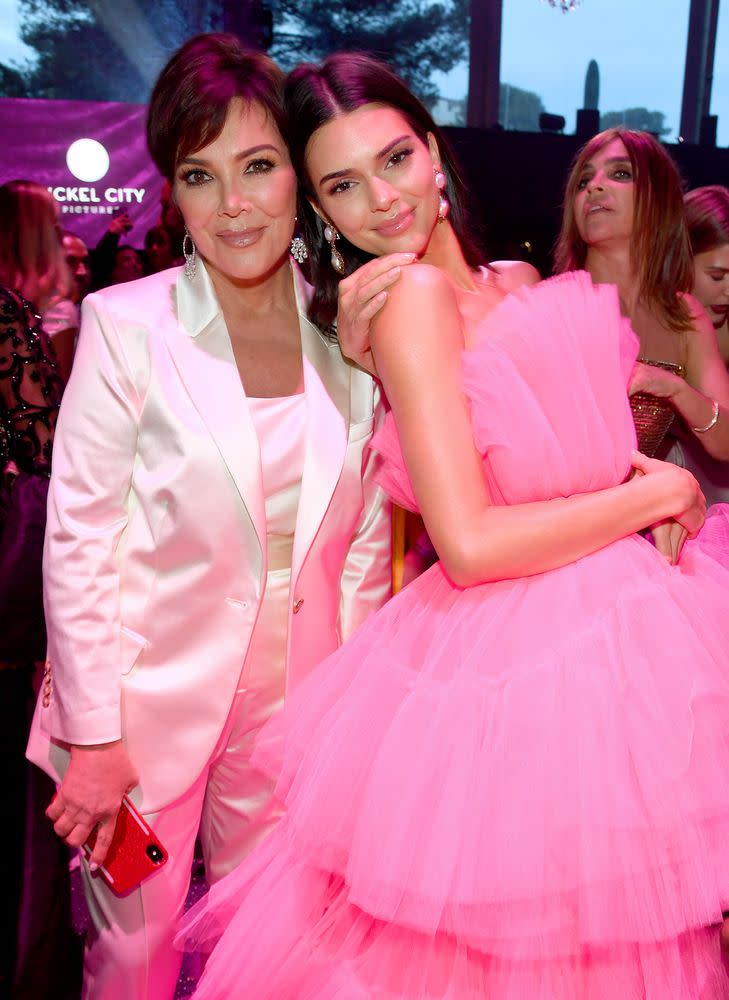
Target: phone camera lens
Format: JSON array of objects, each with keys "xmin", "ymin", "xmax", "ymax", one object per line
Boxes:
[{"xmin": 146, "ymin": 844, "xmax": 164, "ymax": 865}]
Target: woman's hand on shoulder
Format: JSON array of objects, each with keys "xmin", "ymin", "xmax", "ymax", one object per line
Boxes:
[
  {"xmin": 336, "ymin": 252, "xmax": 416, "ymax": 377},
  {"xmin": 489, "ymin": 259, "xmax": 541, "ymax": 292}
]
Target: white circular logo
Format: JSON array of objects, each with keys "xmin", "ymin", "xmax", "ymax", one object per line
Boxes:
[{"xmin": 66, "ymin": 138, "xmax": 110, "ymax": 183}]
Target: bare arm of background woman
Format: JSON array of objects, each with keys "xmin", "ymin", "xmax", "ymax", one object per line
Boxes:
[{"xmin": 629, "ymin": 295, "xmax": 729, "ymax": 459}]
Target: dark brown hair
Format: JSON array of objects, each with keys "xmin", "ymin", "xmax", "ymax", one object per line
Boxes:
[
  {"xmin": 147, "ymin": 34, "xmax": 285, "ymax": 182},
  {"xmin": 684, "ymin": 185, "xmax": 729, "ymax": 256},
  {"xmin": 284, "ymin": 52, "xmax": 484, "ymax": 330},
  {"xmin": 555, "ymin": 128, "xmax": 693, "ymax": 332}
]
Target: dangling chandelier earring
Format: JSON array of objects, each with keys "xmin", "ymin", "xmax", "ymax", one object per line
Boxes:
[
  {"xmin": 290, "ymin": 234, "xmax": 308, "ymax": 263},
  {"xmin": 434, "ymin": 167, "xmax": 449, "ymax": 224},
  {"xmin": 290, "ymin": 215, "xmax": 308, "ymax": 263},
  {"xmin": 182, "ymin": 228, "xmax": 197, "ymax": 280},
  {"xmin": 324, "ymin": 224, "xmax": 345, "ymax": 274}
]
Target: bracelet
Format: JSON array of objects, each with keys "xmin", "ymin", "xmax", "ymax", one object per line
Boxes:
[{"xmin": 691, "ymin": 398, "xmax": 720, "ymax": 434}]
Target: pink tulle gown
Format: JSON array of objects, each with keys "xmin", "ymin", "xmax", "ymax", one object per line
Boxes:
[{"xmin": 179, "ymin": 272, "xmax": 729, "ymax": 998}]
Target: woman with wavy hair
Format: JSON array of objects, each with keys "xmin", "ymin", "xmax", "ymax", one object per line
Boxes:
[{"xmin": 556, "ymin": 128, "xmax": 729, "ymax": 462}]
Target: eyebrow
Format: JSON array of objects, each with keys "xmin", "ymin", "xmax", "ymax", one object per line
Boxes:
[
  {"xmin": 178, "ymin": 144, "xmax": 279, "ymax": 166},
  {"xmin": 318, "ymin": 133, "xmax": 413, "ymax": 187},
  {"xmin": 582, "ymin": 156, "xmax": 632, "ymax": 170}
]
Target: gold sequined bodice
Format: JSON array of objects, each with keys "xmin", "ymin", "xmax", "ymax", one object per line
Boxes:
[{"xmin": 629, "ymin": 358, "xmax": 686, "ymax": 457}]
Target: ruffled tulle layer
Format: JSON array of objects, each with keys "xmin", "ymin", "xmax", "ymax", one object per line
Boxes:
[
  {"xmin": 180, "ymin": 518, "xmax": 729, "ymax": 996},
  {"xmin": 184, "ymin": 827, "xmax": 729, "ymax": 1000}
]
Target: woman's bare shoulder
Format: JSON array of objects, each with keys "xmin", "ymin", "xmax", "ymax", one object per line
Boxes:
[
  {"xmin": 489, "ymin": 259, "xmax": 541, "ymax": 291},
  {"xmin": 373, "ymin": 262, "xmax": 462, "ymax": 351}
]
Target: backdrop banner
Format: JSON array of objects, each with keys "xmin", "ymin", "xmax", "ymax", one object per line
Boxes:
[{"xmin": 0, "ymin": 97, "xmax": 163, "ymax": 247}]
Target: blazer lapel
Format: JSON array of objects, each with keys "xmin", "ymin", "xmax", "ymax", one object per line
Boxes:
[
  {"xmin": 170, "ymin": 263, "xmax": 266, "ymax": 568},
  {"xmin": 291, "ymin": 265, "xmax": 350, "ymax": 577}
]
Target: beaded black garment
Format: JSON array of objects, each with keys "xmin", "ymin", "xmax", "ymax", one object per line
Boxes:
[{"xmin": 0, "ymin": 286, "xmax": 64, "ymax": 476}]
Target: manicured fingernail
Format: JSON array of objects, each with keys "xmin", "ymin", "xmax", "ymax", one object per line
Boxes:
[{"xmin": 89, "ymin": 862, "xmax": 99, "ymax": 872}]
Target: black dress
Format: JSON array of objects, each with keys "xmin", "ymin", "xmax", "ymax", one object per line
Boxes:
[
  {"xmin": 0, "ymin": 286, "xmax": 80, "ymax": 1000},
  {"xmin": 0, "ymin": 286, "xmax": 64, "ymax": 661}
]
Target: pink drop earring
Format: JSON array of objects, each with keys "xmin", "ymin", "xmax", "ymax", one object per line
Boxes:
[
  {"xmin": 324, "ymin": 224, "xmax": 345, "ymax": 274},
  {"xmin": 434, "ymin": 168, "xmax": 449, "ymax": 224}
]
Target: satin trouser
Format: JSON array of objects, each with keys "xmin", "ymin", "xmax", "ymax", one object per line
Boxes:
[{"xmin": 80, "ymin": 567, "xmax": 290, "ymax": 1000}]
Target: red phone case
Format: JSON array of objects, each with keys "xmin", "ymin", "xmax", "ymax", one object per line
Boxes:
[{"xmin": 84, "ymin": 796, "xmax": 168, "ymax": 896}]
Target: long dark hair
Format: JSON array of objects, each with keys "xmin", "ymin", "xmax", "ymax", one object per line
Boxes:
[
  {"xmin": 555, "ymin": 128, "xmax": 693, "ymax": 333},
  {"xmin": 284, "ymin": 53, "xmax": 483, "ymax": 331}
]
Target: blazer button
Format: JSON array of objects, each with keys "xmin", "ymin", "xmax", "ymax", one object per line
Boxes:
[{"xmin": 293, "ymin": 598, "xmax": 304, "ymax": 614}]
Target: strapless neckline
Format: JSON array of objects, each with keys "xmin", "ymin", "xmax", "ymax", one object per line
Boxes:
[{"xmin": 638, "ymin": 356, "xmax": 686, "ymax": 379}]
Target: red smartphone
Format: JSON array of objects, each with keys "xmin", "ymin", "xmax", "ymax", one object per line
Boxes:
[{"xmin": 84, "ymin": 796, "xmax": 168, "ymax": 896}]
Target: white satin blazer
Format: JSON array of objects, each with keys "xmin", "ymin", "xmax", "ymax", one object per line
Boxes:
[{"xmin": 28, "ymin": 261, "xmax": 391, "ymax": 812}]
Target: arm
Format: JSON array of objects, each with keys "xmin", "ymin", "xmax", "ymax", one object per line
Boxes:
[
  {"xmin": 42, "ymin": 298, "xmax": 78, "ymax": 383},
  {"xmin": 630, "ymin": 296, "xmax": 729, "ymax": 459},
  {"xmin": 337, "ymin": 383, "xmax": 392, "ymax": 639},
  {"xmin": 679, "ymin": 295, "xmax": 729, "ymax": 457},
  {"xmin": 48, "ymin": 326, "xmax": 76, "ymax": 385},
  {"xmin": 490, "ymin": 259, "xmax": 541, "ymax": 290},
  {"xmin": 371, "ymin": 266, "xmax": 703, "ymax": 588},
  {"xmin": 45, "ymin": 293, "xmax": 141, "ymax": 744},
  {"xmin": 44, "ymin": 293, "xmax": 141, "ymax": 862},
  {"xmin": 43, "ymin": 299, "xmax": 79, "ymax": 385}
]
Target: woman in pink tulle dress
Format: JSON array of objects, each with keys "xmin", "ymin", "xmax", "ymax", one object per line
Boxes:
[{"xmin": 179, "ymin": 54, "xmax": 729, "ymax": 998}]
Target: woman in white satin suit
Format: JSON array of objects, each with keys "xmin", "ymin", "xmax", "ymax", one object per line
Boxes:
[{"xmin": 27, "ymin": 35, "xmax": 391, "ymax": 1000}]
